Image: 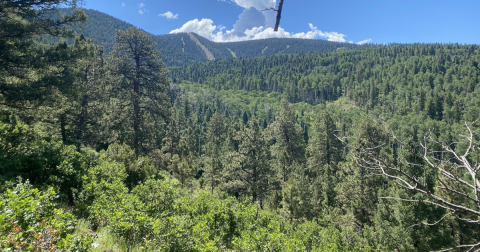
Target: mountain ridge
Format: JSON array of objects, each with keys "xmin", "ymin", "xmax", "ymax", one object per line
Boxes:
[{"xmin": 67, "ymin": 8, "xmax": 376, "ymax": 67}]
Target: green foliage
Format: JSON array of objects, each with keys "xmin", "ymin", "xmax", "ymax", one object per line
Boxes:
[
  {"xmin": 132, "ymin": 178, "xmax": 178, "ymax": 216},
  {"xmin": 79, "ymin": 157, "xmax": 128, "ymax": 221},
  {"xmin": 75, "ymin": 155, "xmax": 383, "ymax": 251},
  {"xmin": 203, "ymin": 113, "xmax": 228, "ymax": 193},
  {"xmin": 59, "ymin": 35, "xmax": 113, "ymax": 149},
  {"xmin": 112, "ymin": 27, "xmax": 170, "ymax": 156},
  {"xmin": 3, "ymin": 6, "xmax": 480, "ymax": 250},
  {"xmin": 268, "ymin": 100, "xmax": 306, "ymax": 182},
  {"xmin": 172, "ymin": 44, "xmax": 480, "ymax": 124},
  {"xmin": 374, "ymin": 187, "xmax": 454, "ymax": 251},
  {"xmin": 103, "ymin": 143, "xmax": 157, "ymax": 189},
  {"xmin": 223, "ymin": 117, "xmax": 274, "ymax": 205},
  {"xmin": 306, "ymin": 112, "xmax": 344, "ymax": 213},
  {"xmin": 0, "ymin": 180, "xmax": 93, "ymax": 251},
  {"xmin": 0, "ymin": 1, "xmax": 87, "ymax": 106},
  {"xmin": 0, "ymin": 118, "xmax": 94, "ymax": 204}
]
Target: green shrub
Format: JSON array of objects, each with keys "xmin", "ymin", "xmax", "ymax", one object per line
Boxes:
[
  {"xmin": 0, "ymin": 180, "xmax": 93, "ymax": 251},
  {"xmin": 0, "ymin": 119, "xmax": 95, "ymax": 204}
]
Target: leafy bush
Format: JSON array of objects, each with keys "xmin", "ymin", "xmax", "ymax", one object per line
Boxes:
[
  {"xmin": 0, "ymin": 119, "xmax": 95, "ymax": 204},
  {"xmin": 103, "ymin": 143, "xmax": 157, "ymax": 189},
  {"xmin": 0, "ymin": 180, "xmax": 93, "ymax": 251}
]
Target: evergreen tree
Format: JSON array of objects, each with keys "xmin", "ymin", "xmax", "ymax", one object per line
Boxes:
[
  {"xmin": 307, "ymin": 112, "xmax": 343, "ymax": 169},
  {"xmin": 306, "ymin": 112, "xmax": 344, "ymax": 213},
  {"xmin": 268, "ymin": 99, "xmax": 305, "ymax": 182},
  {"xmin": 61, "ymin": 36, "xmax": 112, "ymax": 150},
  {"xmin": 203, "ymin": 113, "xmax": 227, "ymax": 193},
  {"xmin": 161, "ymin": 108, "xmax": 196, "ymax": 185},
  {"xmin": 112, "ymin": 27, "xmax": 170, "ymax": 156},
  {"xmin": 0, "ymin": 0, "xmax": 86, "ymax": 106},
  {"xmin": 337, "ymin": 117, "xmax": 389, "ymax": 227},
  {"xmin": 223, "ymin": 117, "xmax": 274, "ymax": 206},
  {"xmin": 242, "ymin": 110, "xmax": 249, "ymax": 125},
  {"xmin": 163, "ymin": 110, "xmax": 180, "ymax": 152},
  {"xmin": 281, "ymin": 163, "xmax": 314, "ymax": 220}
]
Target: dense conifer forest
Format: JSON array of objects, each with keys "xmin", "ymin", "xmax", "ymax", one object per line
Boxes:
[{"xmin": 1, "ymin": 2, "xmax": 480, "ymax": 251}]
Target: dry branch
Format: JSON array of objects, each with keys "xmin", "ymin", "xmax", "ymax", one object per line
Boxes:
[
  {"xmin": 262, "ymin": 0, "xmax": 285, "ymax": 32},
  {"xmin": 337, "ymin": 122, "xmax": 480, "ymax": 252}
]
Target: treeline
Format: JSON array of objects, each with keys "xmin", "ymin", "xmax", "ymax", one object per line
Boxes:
[
  {"xmin": 58, "ymin": 9, "xmax": 376, "ymax": 67},
  {"xmin": 2, "ymin": 2, "xmax": 480, "ymax": 251},
  {"xmin": 191, "ymin": 33, "xmax": 376, "ymax": 59},
  {"xmin": 172, "ymin": 43, "xmax": 480, "ymax": 124}
]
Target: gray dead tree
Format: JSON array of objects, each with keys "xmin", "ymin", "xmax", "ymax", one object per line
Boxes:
[
  {"xmin": 340, "ymin": 122, "xmax": 480, "ymax": 252},
  {"xmin": 262, "ymin": 0, "xmax": 285, "ymax": 32}
]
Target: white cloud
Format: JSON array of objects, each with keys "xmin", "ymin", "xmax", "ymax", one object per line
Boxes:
[
  {"xmin": 138, "ymin": 3, "xmax": 146, "ymax": 15},
  {"xmin": 214, "ymin": 25, "xmax": 347, "ymax": 43},
  {"xmin": 357, "ymin": 39, "xmax": 373, "ymax": 45},
  {"xmin": 173, "ymin": 0, "xmax": 372, "ymax": 44},
  {"xmin": 121, "ymin": 2, "xmax": 126, "ymax": 7},
  {"xmin": 233, "ymin": 0, "xmax": 277, "ymax": 10},
  {"xmin": 232, "ymin": 7, "xmax": 265, "ymax": 36},
  {"xmin": 219, "ymin": 0, "xmax": 277, "ymax": 28},
  {"xmin": 170, "ymin": 19, "xmax": 218, "ymax": 39},
  {"xmin": 159, "ymin": 11, "xmax": 178, "ymax": 20},
  {"xmin": 171, "ymin": 19, "xmax": 350, "ymax": 43}
]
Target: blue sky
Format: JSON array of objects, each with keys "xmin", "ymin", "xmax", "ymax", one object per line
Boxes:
[{"xmin": 83, "ymin": 0, "xmax": 480, "ymax": 44}]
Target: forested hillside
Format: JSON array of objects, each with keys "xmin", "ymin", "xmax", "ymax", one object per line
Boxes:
[
  {"xmin": 65, "ymin": 9, "xmax": 375, "ymax": 66},
  {"xmin": 172, "ymin": 43, "xmax": 480, "ymax": 123},
  {"xmin": 2, "ymin": 2, "xmax": 480, "ymax": 252}
]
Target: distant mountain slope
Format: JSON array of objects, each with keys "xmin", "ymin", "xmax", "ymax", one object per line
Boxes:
[
  {"xmin": 66, "ymin": 8, "xmax": 134, "ymax": 53},
  {"xmin": 68, "ymin": 9, "xmax": 376, "ymax": 67},
  {"xmin": 198, "ymin": 34, "xmax": 372, "ymax": 58},
  {"xmin": 188, "ymin": 33, "xmax": 215, "ymax": 61}
]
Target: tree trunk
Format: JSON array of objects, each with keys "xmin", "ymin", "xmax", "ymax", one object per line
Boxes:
[
  {"xmin": 134, "ymin": 55, "xmax": 140, "ymax": 157},
  {"xmin": 134, "ymin": 80, "xmax": 140, "ymax": 157},
  {"xmin": 253, "ymin": 166, "xmax": 257, "ymax": 203},
  {"xmin": 60, "ymin": 114, "xmax": 67, "ymax": 144},
  {"xmin": 76, "ymin": 94, "xmax": 88, "ymax": 151}
]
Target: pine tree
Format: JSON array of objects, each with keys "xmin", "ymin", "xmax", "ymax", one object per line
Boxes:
[
  {"xmin": 112, "ymin": 27, "xmax": 170, "ymax": 156},
  {"xmin": 280, "ymin": 163, "xmax": 314, "ymax": 220},
  {"xmin": 161, "ymin": 108, "xmax": 197, "ymax": 185},
  {"xmin": 162, "ymin": 109, "xmax": 180, "ymax": 157},
  {"xmin": 203, "ymin": 113, "xmax": 227, "ymax": 193},
  {"xmin": 242, "ymin": 110, "xmax": 249, "ymax": 125},
  {"xmin": 306, "ymin": 112, "xmax": 344, "ymax": 213},
  {"xmin": 269, "ymin": 99, "xmax": 305, "ymax": 182},
  {"xmin": 62, "ymin": 36, "xmax": 111, "ymax": 150},
  {"xmin": 338, "ymin": 117, "xmax": 389, "ymax": 226},
  {"xmin": 223, "ymin": 117, "xmax": 274, "ymax": 206},
  {"xmin": 0, "ymin": 0, "xmax": 86, "ymax": 106},
  {"xmin": 307, "ymin": 112, "xmax": 343, "ymax": 170}
]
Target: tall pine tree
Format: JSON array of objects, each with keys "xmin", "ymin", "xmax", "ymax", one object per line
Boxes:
[
  {"xmin": 112, "ymin": 27, "xmax": 170, "ymax": 156},
  {"xmin": 306, "ymin": 112, "xmax": 344, "ymax": 212},
  {"xmin": 268, "ymin": 99, "xmax": 305, "ymax": 182},
  {"xmin": 203, "ymin": 113, "xmax": 227, "ymax": 193},
  {"xmin": 223, "ymin": 117, "xmax": 274, "ymax": 206}
]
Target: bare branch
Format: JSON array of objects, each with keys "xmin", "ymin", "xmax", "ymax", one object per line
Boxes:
[
  {"xmin": 406, "ymin": 212, "xmax": 452, "ymax": 230},
  {"xmin": 340, "ymin": 123, "xmax": 480, "ymax": 251},
  {"xmin": 432, "ymin": 241, "xmax": 480, "ymax": 252},
  {"xmin": 262, "ymin": 0, "xmax": 285, "ymax": 32}
]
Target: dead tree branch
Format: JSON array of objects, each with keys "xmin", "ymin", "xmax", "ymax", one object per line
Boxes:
[
  {"xmin": 337, "ymin": 122, "xmax": 480, "ymax": 251},
  {"xmin": 262, "ymin": 0, "xmax": 285, "ymax": 32}
]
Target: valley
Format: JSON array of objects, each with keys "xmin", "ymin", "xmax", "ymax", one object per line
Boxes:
[{"xmin": 1, "ymin": 3, "xmax": 480, "ymax": 252}]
